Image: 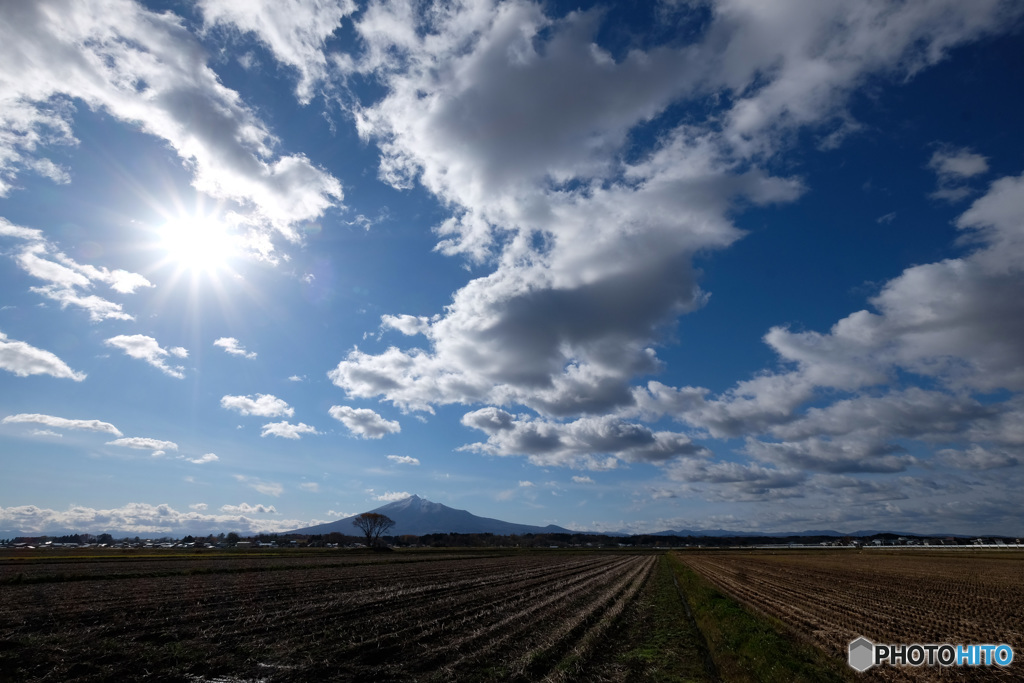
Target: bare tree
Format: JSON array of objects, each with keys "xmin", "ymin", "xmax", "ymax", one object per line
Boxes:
[{"xmin": 352, "ymin": 512, "xmax": 395, "ymax": 548}]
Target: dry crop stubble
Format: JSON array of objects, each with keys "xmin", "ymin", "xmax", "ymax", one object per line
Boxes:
[
  {"xmin": 675, "ymin": 550, "xmax": 1024, "ymax": 682},
  {"xmin": 1, "ymin": 550, "xmax": 664, "ymax": 681}
]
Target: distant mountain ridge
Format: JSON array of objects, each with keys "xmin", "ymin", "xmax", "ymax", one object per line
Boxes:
[
  {"xmin": 648, "ymin": 528, "xmax": 974, "ymax": 538},
  {"xmin": 288, "ymin": 496, "xmax": 980, "ymax": 538},
  {"xmin": 287, "ymin": 495, "xmax": 575, "ymax": 536}
]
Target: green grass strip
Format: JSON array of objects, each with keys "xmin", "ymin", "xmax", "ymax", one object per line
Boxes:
[
  {"xmin": 611, "ymin": 554, "xmax": 717, "ymax": 682},
  {"xmin": 667, "ymin": 553, "xmax": 855, "ymax": 683}
]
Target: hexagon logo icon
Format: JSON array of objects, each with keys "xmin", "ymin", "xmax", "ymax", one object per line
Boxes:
[{"xmin": 849, "ymin": 637, "xmax": 876, "ymax": 672}]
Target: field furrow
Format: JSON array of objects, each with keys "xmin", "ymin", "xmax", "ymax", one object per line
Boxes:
[{"xmin": 676, "ymin": 550, "xmax": 1023, "ymax": 682}]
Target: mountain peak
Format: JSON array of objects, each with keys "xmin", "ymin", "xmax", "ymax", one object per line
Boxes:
[{"xmin": 288, "ymin": 495, "xmax": 573, "ymax": 536}]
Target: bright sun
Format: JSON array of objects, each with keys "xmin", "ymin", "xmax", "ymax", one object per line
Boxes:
[{"xmin": 158, "ymin": 215, "xmax": 238, "ymax": 273}]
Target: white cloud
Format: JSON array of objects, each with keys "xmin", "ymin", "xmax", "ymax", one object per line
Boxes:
[
  {"xmin": 929, "ymin": 145, "xmax": 989, "ymax": 201},
  {"xmin": 0, "ymin": 330, "xmax": 86, "ymax": 381},
  {"xmin": 930, "ymin": 147, "xmax": 989, "ymax": 178},
  {"xmin": 460, "ymin": 408, "xmax": 708, "ymax": 470},
  {"xmin": 260, "ymin": 420, "xmax": 319, "ymax": 439},
  {"xmin": 288, "ymin": 374, "xmax": 305, "ymax": 382},
  {"xmin": 2, "ymin": 413, "xmax": 122, "ymax": 436},
  {"xmin": 518, "ymin": 481, "xmax": 535, "ymax": 488},
  {"xmin": 213, "ymin": 337, "xmax": 257, "ymax": 359},
  {"xmin": 52, "ymin": 251, "xmax": 154, "ymax": 294},
  {"xmin": 334, "ymin": 0, "xmax": 1011, "ymax": 426},
  {"xmin": 328, "ymin": 405, "xmax": 400, "ymax": 439},
  {"xmin": 0, "ymin": 0, "xmax": 343, "ymax": 254},
  {"xmin": 106, "ymin": 437, "xmax": 178, "ymax": 456},
  {"xmin": 299, "ymin": 482, "xmax": 320, "ymax": 492},
  {"xmin": 630, "ymin": 172, "xmax": 1024, "ymax": 489},
  {"xmin": 381, "ymin": 314, "xmax": 433, "ymax": 337},
  {"xmin": 105, "ymin": 335, "xmax": 187, "ymax": 379},
  {"xmin": 0, "ymin": 217, "xmax": 44, "ymax": 241},
  {"xmin": 197, "ymin": 0, "xmax": 357, "ymax": 105},
  {"xmin": 220, "ymin": 393, "xmax": 293, "ymax": 418},
  {"xmin": 30, "ymin": 285, "xmax": 134, "ymax": 322},
  {"xmin": 937, "ymin": 446, "xmax": 1018, "ymax": 471},
  {"xmin": 220, "ymin": 502, "xmax": 277, "ymax": 514},
  {"xmin": 373, "ymin": 491, "xmax": 410, "ymax": 502},
  {"xmin": 3, "ymin": 220, "xmax": 149, "ymax": 321},
  {"xmin": 234, "ymin": 475, "xmax": 284, "ymax": 497},
  {"xmin": 30, "ymin": 429, "xmax": 62, "ymax": 438},
  {"xmin": 0, "ymin": 502, "xmax": 307, "ymax": 535},
  {"xmin": 186, "ymin": 453, "xmax": 219, "ymax": 464},
  {"xmin": 572, "ymin": 476, "xmax": 595, "ymax": 484},
  {"xmin": 386, "ymin": 455, "xmax": 419, "ymax": 466}
]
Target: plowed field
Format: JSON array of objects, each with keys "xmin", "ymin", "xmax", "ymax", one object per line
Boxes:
[
  {"xmin": 0, "ymin": 550, "xmax": 654, "ymax": 681},
  {"xmin": 675, "ymin": 550, "xmax": 1024, "ymax": 682}
]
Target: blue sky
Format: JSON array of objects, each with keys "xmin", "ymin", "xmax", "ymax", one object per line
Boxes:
[{"xmin": 1, "ymin": 0, "xmax": 1023, "ymax": 537}]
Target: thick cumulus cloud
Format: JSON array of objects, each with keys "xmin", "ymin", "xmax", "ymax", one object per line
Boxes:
[
  {"xmin": 220, "ymin": 393, "xmax": 294, "ymax": 418},
  {"xmin": 0, "ymin": 330, "xmax": 86, "ymax": 381},
  {"xmin": 323, "ymin": 0, "xmax": 1024, "ymax": 522},
  {"xmin": 0, "ymin": 502, "xmax": 307, "ymax": 535},
  {"xmin": 260, "ymin": 421, "xmax": 319, "ymax": 439},
  {"xmin": 328, "ymin": 405, "xmax": 400, "ymax": 439},
  {"xmin": 766, "ymin": 174, "xmax": 1024, "ymax": 394},
  {"xmin": 634, "ymin": 173, "xmax": 1024, "ymax": 494},
  {"xmin": 461, "ymin": 408, "xmax": 709, "ymax": 470},
  {"xmin": 220, "ymin": 502, "xmax": 276, "ymax": 514},
  {"xmin": 0, "ymin": 0, "xmax": 342, "ymax": 251},
  {"xmin": 330, "ymin": 0, "xmax": 1018, "ymax": 424}
]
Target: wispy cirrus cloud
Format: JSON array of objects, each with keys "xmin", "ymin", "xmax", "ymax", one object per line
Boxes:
[
  {"xmin": 234, "ymin": 475, "xmax": 284, "ymax": 497},
  {"xmin": 213, "ymin": 337, "xmax": 257, "ymax": 359},
  {"xmin": 0, "ymin": 330, "xmax": 86, "ymax": 381},
  {"xmin": 197, "ymin": 0, "xmax": 357, "ymax": 105},
  {"xmin": 2, "ymin": 218, "xmax": 150, "ymax": 321},
  {"xmin": 2, "ymin": 413, "xmax": 121, "ymax": 436},
  {"xmin": 106, "ymin": 436, "xmax": 178, "ymax": 457},
  {"xmin": 105, "ymin": 335, "xmax": 188, "ymax": 379},
  {"xmin": 929, "ymin": 145, "xmax": 990, "ymax": 202}
]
